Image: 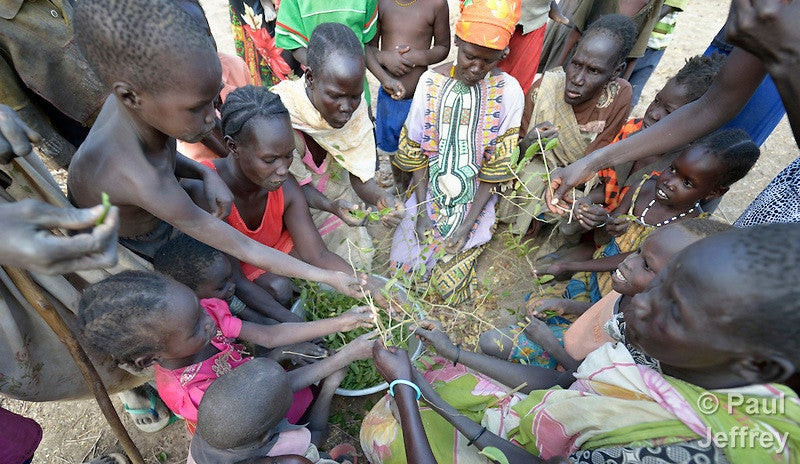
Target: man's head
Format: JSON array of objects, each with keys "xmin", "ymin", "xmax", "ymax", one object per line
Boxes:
[
  {"xmin": 564, "ymin": 14, "xmax": 636, "ymax": 107},
  {"xmin": 623, "ymin": 223, "xmax": 800, "ymax": 388},
  {"xmin": 154, "ymin": 235, "xmax": 236, "ymax": 302},
  {"xmin": 305, "ymin": 23, "xmax": 365, "ymax": 129},
  {"xmin": 196, "ymin": 358, "xmax": 292, "ymax": 449},
  {"xmin": 74, "ymin": 0, "xmax": 222, "ymax": 142}
]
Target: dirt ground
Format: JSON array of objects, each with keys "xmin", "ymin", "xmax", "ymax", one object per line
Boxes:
[{"xmin": 5, "ymin": 0, "xmax": 798, "ymax": 462}]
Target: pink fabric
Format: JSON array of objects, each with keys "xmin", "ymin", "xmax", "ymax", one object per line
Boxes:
[
  {"xmin": 267, "ymin": 427, "xmax": 313, "ymax": 457},
  {"xmin": 0, "ymin": 408, "xmax": 42, "ymax": 464},
  {"xmin": 154, "ymin": 299, "xmax": 312, "ymax": 434}
]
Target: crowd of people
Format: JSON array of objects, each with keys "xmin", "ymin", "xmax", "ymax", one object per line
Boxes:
[{"xmin": 1, "ymin": 0, "xmax": 800, "ymax": 463}]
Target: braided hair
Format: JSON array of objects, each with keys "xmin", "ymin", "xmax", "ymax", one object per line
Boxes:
[
  {"xmin": 221, "ymin": 85, "xmax": 289, "ymax": 138},
  {"xmin": 78, "ymin": 271, "xmax": 170, "ymax": 365},
  {"xmin": 694, "ymin": 129, "xmax": 760, "ymax": 188}
]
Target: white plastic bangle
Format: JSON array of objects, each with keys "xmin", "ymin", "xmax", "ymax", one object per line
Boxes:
[{"xmin": 388, "ymin": 379, "xmax": 421, "ymax": 400}]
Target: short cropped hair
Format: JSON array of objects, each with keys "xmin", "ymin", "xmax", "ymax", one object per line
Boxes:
[
  {"xmin": 74, "ymin": 0, "xmax": 216, "ymax": 90},
  {"xmin": 196, "ymin": 358, "xmax": 292, "ymax": 448},
  {"xmin": 221, "ymin": 86, "xmax": 290, "ymax": 138},
  {"xmin": 153, "ymin": 234, "xmax": 223, "ymax": 291},
  {"xmin": 672, "ymin": 53, "xmax": 727, "ymax": 102},
  {"xmin": 673, "ymin": 217, "xmax": 732, "ymax": 238},
  {"xmin": 582, "ymin": 14, "xmax": 638, "ymax": 65},
  {"xmin": 78, "ymin": 271, "xmax": 170, "ymax": 365},
  {"xmin": 710, "ymin": 224, "xmax": 800, "ymax": 365},
  {"xmin": 306, "ymin": 22, "xmax": 364, "ymax": 76}
]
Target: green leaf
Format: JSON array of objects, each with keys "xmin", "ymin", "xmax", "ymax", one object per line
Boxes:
[
  {"xmin": 537, "ymin": 274, "xmax": 555, "ymax": 284},
  {"xmin": 544, "ymin": 137, "xmax": 559, "ymax": 152},
  {"xmin": 96, "ymin": 192, "xmax": 112, "ymax": 226},
  {"xmin": 509, "ymin": 146, "xmax": 520, "ymax": 165},
  {"xmin": 157, "ymin": 452, "xmax": 168, "ymax": 462},
  {"xmin": 379, "ymin": 207, "xmax": 392, "ymax": 215},
  {"xmin": 479, "ymin": 447, "xmax": 510, "ymax": 464},
  {"xmin": 368, "ymin": 212, "xmax": 381, "ymax": 221}
]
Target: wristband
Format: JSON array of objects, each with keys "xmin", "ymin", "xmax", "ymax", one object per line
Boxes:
[
  {"xmin": 389, "ymin": 379, "xmax": 421, "ymax": 400},
  {"xmin": 467, "ymin": 426, "xmax": 487, "ymax": 447},
  {"xmin": 453, "ymin": 344, "xmax": 462, "ymax": 366}
]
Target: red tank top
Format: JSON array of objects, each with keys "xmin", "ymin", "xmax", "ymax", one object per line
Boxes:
[{"xmin": 202, "ymin": 161, "xmax": 294, "ymax": 280}]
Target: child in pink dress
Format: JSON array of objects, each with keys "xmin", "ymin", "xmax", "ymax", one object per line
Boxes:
[{"xmin": 78, "ymin": 271, "xmax": 375, "ymax": 435}]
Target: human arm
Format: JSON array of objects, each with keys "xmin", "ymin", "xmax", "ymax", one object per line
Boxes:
[
  {"xmin": 373, "ymin": 343, "xmax": 437, "ymax": 464},
  {"xmin": 556, "ymin": 26, "xmax": 581, "ymax": 67},
  {"xmin": 401, "ymin": 0, "xmax": 451, "ymax": 67},
  {"xmin": 283, "ymin": 176, "xmax": 354, "ymax": 273},
  {"xmin": 0, "ymin": 104, "xmax": 41, "ymax": 163},
  {"xmin": 410, "ymin": 168, "xmax": 434, "ymax": 237},
  {"xmin": 228, "ymin": 255, "xmax": 303, "ymax": 322},
  {"xmin": 0, "ymin": 199, "xmax": 119, "ymax": 274},
  {"xmin": 174, "ymin": 153, "xmax": 233, "ymax": 219},
  {"xmin": 411, "ymin": 368, "xmax": 545, "ymax": 463},
  {"xmin": 286, "ymin": 331, "xmax": 376, "ymax": 391},
  {"xmin": 547, "ymin": 47, "xmax": 767, "ymax": 210},
  {"xmin": 549, "ymin": 252, "xmax": 631, "ymax": 275},
  {"xmin": 526, "ymin": 297, "xmax": 593, "ymax": 318},
  {"xmin": 238, "ymin": 305, "xmax": 373, "ymax": 348},
  {"xmin": 414, "ymin": 320, "xmax": 575, "ymax": 391},
  {"xmin": 444, "ymin": 181, "xmax": 493, "ymax": 254},
  {"xmin": 725, "ymin": 0, "xmax": 800, "ymax": 144},
  {"xmin": 365, "ymin": 35, "xmax": 408, "ymax": 98},
  {"xmin": 299, "ymin": 182, "xmax": 368, "ymax": 227},
  {"xmin": 349, "ymin": 173, "xmax": 405, "ymax": 227},
  {"xmin": 108, "ymin": 163, "xmax": 364, "ymax": 296},
  {"xmin": 523, "ymin": 318, "xmax": 580, "ymax": 371}
]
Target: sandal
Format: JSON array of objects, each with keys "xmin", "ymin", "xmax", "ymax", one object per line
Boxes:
[
  {"xmin": 83, "ymin": 453, "xmax": 128, "ymax": 464},
  {"xmin": 121, "ymin": 385, "xmax": 178, "ymax": 433}
]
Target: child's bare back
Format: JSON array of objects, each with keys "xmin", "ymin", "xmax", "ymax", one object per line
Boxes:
[{"xmin": 373, "ymin": 0, "xmax": 449, "ymax": 98}]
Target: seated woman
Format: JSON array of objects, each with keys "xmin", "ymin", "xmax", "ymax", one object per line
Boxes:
[
  {"xmin": 189, "ymin": 84, "xmax": 369, "ymax": 306},
  {"xmin": 500, "ymin": 14, "xmax": 636, "ymax": 235},
  {"xmin": 363, "ymin": 223, "xmax": 800, "ymax": 463},
  {"xmin": 388, "ymin": 0, "xmax": 523, "ymax": 304},
  {"xmin": 270, "ymin": 23, "xmax": 404, "ymax": 273}
]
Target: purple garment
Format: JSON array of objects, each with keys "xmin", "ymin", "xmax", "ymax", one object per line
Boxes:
[
  {"xmin": 0, "ymin": 408, "xmax": 42, "ymax": 464},
  {"xmin": 389, "ymin": 191, "xmax": 498, "ymax": 275}
]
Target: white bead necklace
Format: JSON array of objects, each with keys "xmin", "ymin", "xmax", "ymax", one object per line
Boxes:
[{"xmin": 639, "ymin": 198, "xmax": 700, "ymax": 227}]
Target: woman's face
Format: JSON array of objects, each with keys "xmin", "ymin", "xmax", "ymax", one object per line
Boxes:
[
  {"xmin": 453, "ymin": 38, "xmax": 505, "ymax": 87},
  {"xmin": 306, "ymin": 55, "xmax": 365, "ymax": 129},
  {"xmin": 564, "ymin": 34, "xmax": 621, "ymax": 107},
  {"xmin": 231, "ymin": 116, "xmax": 295, "ymax": 192}
]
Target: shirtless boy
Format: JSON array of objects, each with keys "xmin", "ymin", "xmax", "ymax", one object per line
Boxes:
[
  {"xmin": 68, "ymin": 0, "xmax": 362, "ymax": 297},
  {"xmin": 366, "ymin": 0, "xmax": 450, "ymax": 189}
]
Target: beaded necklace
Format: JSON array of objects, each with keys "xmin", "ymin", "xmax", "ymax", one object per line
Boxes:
[
  {"xmin": 639, "ymin": 198, "xmax": 700, "ymax": 227},
  {"xmin": 394, "ymin": 0, "xmax": 418, "ymax": 6}
]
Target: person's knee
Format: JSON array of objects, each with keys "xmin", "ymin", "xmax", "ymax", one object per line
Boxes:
[
  {"xmin": 479, "ymin": 329, "xmax": 511, "ymax": 358},
  {"xmin": 259, "ymin": 274, "xmax": 293, "ymax": 306}
]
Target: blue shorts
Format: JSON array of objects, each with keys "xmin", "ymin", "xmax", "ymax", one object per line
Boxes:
[{"xmin": 375, "ymin": 86, "xmax": 413, "ymax": 152}]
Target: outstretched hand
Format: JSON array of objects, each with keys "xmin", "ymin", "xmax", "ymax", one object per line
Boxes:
[
  {"xmin": 413, "ymin": 319, "xmax": 458, "ymax": 358},
  {"xmin": 373, "ymin": 341, "xmax": 413, "ymax": 382},
  {"xmin": 328, "ymin": 271, "xmax": 368, "ymax": 299},
  {"xmin": 338, "ymin": 305, "xmax": 376, "ymax": 331},
  {"xmin": 725, "ymin": 0, "xmax": 800, "ymax": 66},
  {"xmin": 0, "ymin": 104, "xmax": 41, "ymax": 164},
  {"xmin": 545, "ymin": 160, "xmax": 596, "ymax": 214},
  {"xmin": 200, "ymin": 169, "xmax": 234, "ymax": 219},
  {"xmin": 0, "ymin": 199, "xmax": 119, "ymax": 274},
  {"xmin": 334, "ymin": 199, "xmax": 369, "ymax": 226},
  {"xmin": 377, "ymin": 193, "xmax": 405, "ymax": 227}
]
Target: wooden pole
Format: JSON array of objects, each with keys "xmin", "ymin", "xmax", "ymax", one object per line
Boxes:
[{"xmin": 3, "ymin": 266, "xmax": 145, "ymax": 464}]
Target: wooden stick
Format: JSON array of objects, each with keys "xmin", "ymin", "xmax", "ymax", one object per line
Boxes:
[{"xmin": 3, "ymin": 266, "xmax": 145, "ymax": 464}]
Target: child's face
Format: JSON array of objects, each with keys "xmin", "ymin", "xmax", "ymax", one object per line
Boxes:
[
  {"xmin": 642, "ymin": 79, "xmax": 691, "ymax": 129},
  {"xmin": 195, "ymin": 256, "xmax": 236, "ymax": 302},
  {"xmin": 564, "ymin": 35, "xmax": 620, "ymax": 107},
  {"xmin": 158, "ymin": 279, "xmax": 217, "ymax": 362},
  {"xmin": 655, "ymin": 146, "xmax": 724, "ymax": 208},
  {"xmin": 232, "ymin": 117, "xmax": 295, "ymax": 192},
  {"xmin": 306, "ymin": 57, "xmax": 365, "ymax": 129},
  {"xmin": 136, "ymin": 50, "xmax": 222, "ymax": 143},
  {"xmin": 454, "ymin": 38, "xmax": 505, "ymax": 87},
  {"xmin": 611, "ymin": 226, "xmax": 698, "ymax": 295},
  {"xmin": 622, "ymin": 242, "xmax": 747, "ymax": 378}
]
